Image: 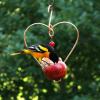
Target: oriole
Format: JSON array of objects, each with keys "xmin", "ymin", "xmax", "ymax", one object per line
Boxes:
[{"xmin": 11, "ymin": 44, "xmax": 59, "ymax": 63}]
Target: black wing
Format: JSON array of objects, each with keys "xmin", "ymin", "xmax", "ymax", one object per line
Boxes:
[{"xmin": 28, "ymin": 44, "xmax": 46, "ymax": 53}]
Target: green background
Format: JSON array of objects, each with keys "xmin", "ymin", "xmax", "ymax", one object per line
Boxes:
[{"xmin": 0, "ymin": 0, "xmax": 100, "ymax": 100}]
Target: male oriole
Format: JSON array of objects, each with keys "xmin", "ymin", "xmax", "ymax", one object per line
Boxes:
[{"xmin": 11, "ymin": 44, "xmax": 59, "ymax": 63}]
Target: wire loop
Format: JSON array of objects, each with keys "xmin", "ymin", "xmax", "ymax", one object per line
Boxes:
[{"xmin": 48, "ymin": 24, "xmax": 54, "ymax": 38}]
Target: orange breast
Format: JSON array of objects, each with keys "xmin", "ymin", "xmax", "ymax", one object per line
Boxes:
[{"xmin": 31, "ymin": 52, "xmax": 49, "ymax": 58}]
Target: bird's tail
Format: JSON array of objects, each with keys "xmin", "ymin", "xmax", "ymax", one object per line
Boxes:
[
  {"xmin": 10, "ymin": 49, "xmax": 31, "ymax": 56},
  {"xmin": 10, "ymin": 51, "xmax": 23, "ymax": 56}
]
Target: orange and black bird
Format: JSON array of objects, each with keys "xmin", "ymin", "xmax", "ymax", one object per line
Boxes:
[{"xmin": 11, "ymin": 44, "xmax": 59, "ymax": 63}]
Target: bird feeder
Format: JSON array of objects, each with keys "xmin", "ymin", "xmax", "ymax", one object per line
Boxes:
[{"xmin": 12, "ymin": 1, "xmax": 79, "ymax": 81}]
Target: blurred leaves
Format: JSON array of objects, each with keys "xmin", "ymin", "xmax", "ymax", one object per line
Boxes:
[{"xmin": 0, "ymin": 0, "xmax": 100, "ymax": 100}]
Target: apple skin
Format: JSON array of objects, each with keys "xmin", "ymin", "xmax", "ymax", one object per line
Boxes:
[{"xmin": 42, "ymin": 61, "xmax": 67, "ymax": 81}]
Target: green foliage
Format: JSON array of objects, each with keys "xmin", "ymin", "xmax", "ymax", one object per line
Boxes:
[{"xmin": 0, "ymin": 0, "xmax": 100, "ymax": 100}]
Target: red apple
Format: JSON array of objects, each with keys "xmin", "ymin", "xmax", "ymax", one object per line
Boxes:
[{"xmin": 42, "ymin": 60, "xmax": 67, "ymax": 81}]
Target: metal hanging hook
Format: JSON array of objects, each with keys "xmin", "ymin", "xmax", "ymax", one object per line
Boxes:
[
  {"xmin": 48, "ymin": 0, "xmax": 54, "ymax": 6},
  {"xmin": 48, "ymin": 5, "xmax": 53, "ymax": 13},
  {"xmin": 48, "ymin": 0, "xmax": 54, "ymax": 13},
  {"xmin": 48, "ymin": 0, "xmax": 55, "ymax": 38}
]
